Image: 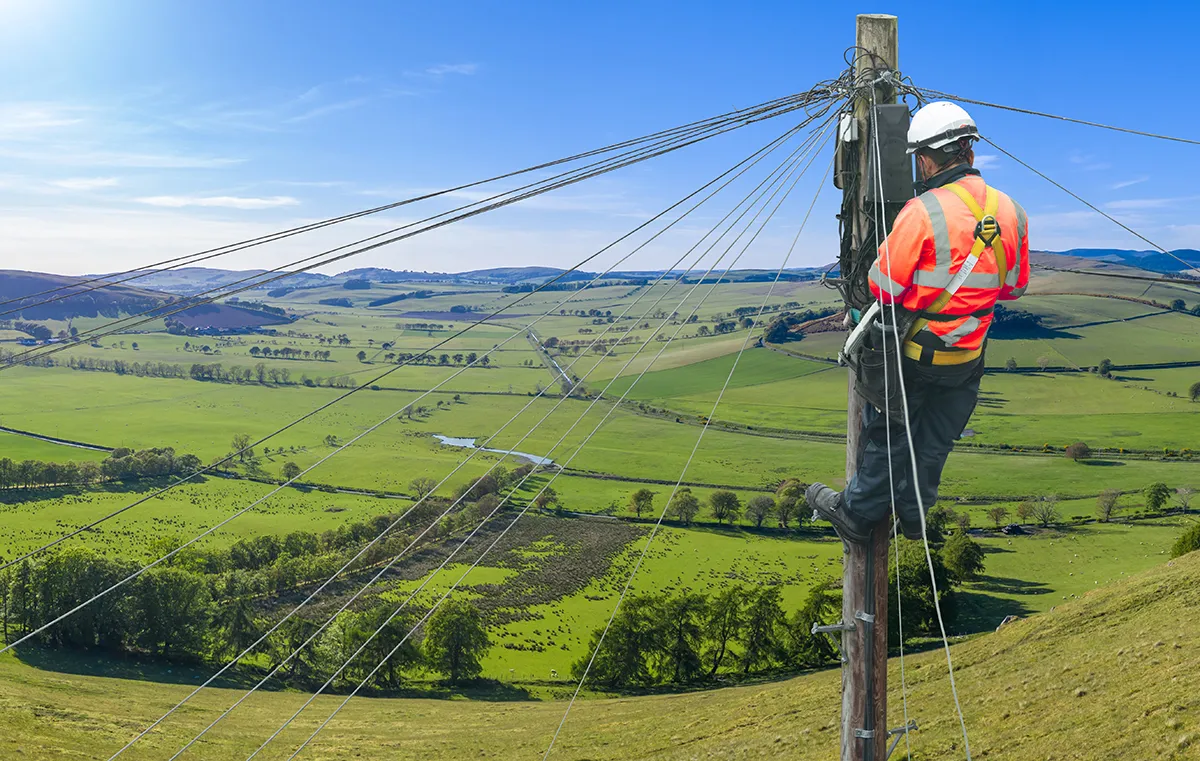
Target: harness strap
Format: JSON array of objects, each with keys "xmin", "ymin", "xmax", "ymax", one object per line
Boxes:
[{"xmin": 902, "ymin": 182, "xmax": 1002, "ymax": 365}]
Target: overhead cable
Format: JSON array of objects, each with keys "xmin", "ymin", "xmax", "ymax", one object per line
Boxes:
[
  {"xmin": 981, "ymin": 136, "xmax": 1200, "ymax": 276},
  {"xmin": 2, "ymin": 91, "xmax": 837, "ymax": 370},
  {"xmin": 0, "ymin": 91, "xmax": 814, "ymax": 317},
  {"xmin": 267, "ymin": 130, "xmax": 833, "ymax": 761},
  {"xmin": 541, "ymin": 136, "xmax": 832, "ymax": 761},
  {"xmin": 918, "ymin": 87, "xmax": 1200, "ymax": 146},
  {"xmin": 0, "ymin": 113, "xmax": 836, "ymax": 656},
  {"xmin": 109, "ymin": 120, "xmax": 829, "ymax": 761},
  {"xmin": 0, "ymin": 113, "xmax": 826, "ymax": 577}
]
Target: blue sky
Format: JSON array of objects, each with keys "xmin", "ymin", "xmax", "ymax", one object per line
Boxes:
[{"xmin": 2, "ymin": 0, "xmax": 1198, "ymax": 275}]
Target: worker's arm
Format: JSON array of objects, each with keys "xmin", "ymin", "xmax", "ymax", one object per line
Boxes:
[
  {"xmin": 868, "ymin": 202, "xmax": 929, "ymax": 304},
  {"xmin": 998, "ymin": 201, "xmax": 1030, "ymax": 301}
]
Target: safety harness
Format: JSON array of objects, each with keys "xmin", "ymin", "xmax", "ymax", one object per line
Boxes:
[{"xmin": 901, "ymin": 181, "xmax": 1009, "ymax": 366}]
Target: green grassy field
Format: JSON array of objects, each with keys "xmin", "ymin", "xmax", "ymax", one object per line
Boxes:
[
  {"xmin": 2, "ymin": 547, "xmax": 1198, "ymax": 760},
  {"xmin": 3, "ymin": 268, "xmax": 1200, "ymax": 758}
]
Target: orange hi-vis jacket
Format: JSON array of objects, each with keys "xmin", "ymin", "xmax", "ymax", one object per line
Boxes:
[{"xmin": 868, "ymin": 172, "xmax": 1030, "ymax": 364}]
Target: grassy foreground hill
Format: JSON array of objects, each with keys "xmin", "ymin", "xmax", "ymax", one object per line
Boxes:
[{"xmin": 2, "ymin": 549, "xmax": 1198, "ymax": 760}]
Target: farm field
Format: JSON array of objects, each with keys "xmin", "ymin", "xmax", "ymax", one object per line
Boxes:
[
  {"xmin": 1, "ymin": 264, "xmax": 1199, "ymax": 761},
  {"xmin": 2, "ymin": 550, "xmax": 1198, "ymax": 760}
]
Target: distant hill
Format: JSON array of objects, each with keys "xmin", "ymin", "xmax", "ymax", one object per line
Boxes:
[
  {"xmin": 0, "ymin": 270, "xmax": 289, "ymax": 330},
  {"xmin": 88, "ymin": 267, "xmax": 335, "ymax": 295},
  {"xmin": 1046, "ymin": 248, "xmax": 1200, "ymax": 274}
]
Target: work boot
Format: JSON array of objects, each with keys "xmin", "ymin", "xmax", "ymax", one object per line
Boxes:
[
  {"xmin": 807, "ymin": 483, "xmax": 874, "ymax": 544},
  {"xmin": 895, "ymin": 516, "xmax": 924, "ymax": 541}
]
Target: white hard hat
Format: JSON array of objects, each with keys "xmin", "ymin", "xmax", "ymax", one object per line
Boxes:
[{"xmin": 907, "ymin": 101, "xmax": 978, "ymax": 155}]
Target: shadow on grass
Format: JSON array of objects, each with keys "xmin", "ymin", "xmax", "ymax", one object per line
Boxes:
[
  {"xmin": 950, "ymin": 574, "xmax": 1047, "ymax": 635},
  {"xmin": 1080, "ymin": 460, "xmax": 1126, "ymax": 467},
  {"xmin": 0, "ymin": 476, "xmax": 215, "ymax": 507},
  {"xmin": 11, "ymin": 647, "xmax": 534, "ymax": 701}
]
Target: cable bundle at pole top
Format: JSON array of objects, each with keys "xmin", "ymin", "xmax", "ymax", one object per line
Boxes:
[{"xmin": 6, "ymin": 39, "xmax": 1200, "ymax": 760}]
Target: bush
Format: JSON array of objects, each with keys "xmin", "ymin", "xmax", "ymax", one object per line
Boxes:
[
  {"xmin": 1171, "ymin": 523, "xmax": 1200, "ymax": 558},
  {"xmin": 1065, "ymin": 442, "xmax": 1091, "ymax": 462}
]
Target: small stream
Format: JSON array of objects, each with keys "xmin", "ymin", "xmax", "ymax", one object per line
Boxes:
[{"xmin": 432, "ymin": 434, "xmax": 555, "ymax": 466}]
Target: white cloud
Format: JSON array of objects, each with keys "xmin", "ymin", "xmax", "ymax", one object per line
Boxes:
[
  {"xmin": 136, "ymin": 195, "xmax": 300, "ymax": 210},
  {"xmin": 1111, "ymin": 176, "xmax": 1149, "ymax": 190},
  {"xmin": 285, "ymin": 98, "xmax": 371, "ymax": 123},
  {"xmin": 0, "ymin": 146, "xmax": 244, "ymax": 169},
  {"xmin": 50, "ymin": 177, "xmax": 120, "ymax": 190},
  {"xmin": 1104, "ymin": 196, "xmax": 1199, "ymax": 211},
  {"xmin": 973, "ymin": 154, "xmax": 1000, "ymax": 170},
  {"xmin": 424, "ymin": 63, "xmax": 478, "ymax": 76}
]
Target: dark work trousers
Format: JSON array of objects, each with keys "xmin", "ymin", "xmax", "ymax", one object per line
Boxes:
[{"xmin": 843, "ymin": 356, "xmax": 982, "ymax": 532}]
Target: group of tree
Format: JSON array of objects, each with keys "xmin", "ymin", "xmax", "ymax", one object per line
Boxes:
[
  {"xmin": 0, "ymin": 520, "xmax": 492, "ymax": 688},
  {"xmin": 249, "ymin": 346, "xmax": 333, "ymax": 361},
  {"xmin": 0, "ymin": 447, "xmax": 201, "ymax": 494},
  {"xmin": 575, "ymin": 582, "xmax": 840, "ymax": 688},
  {"xmin": 656, "ymin": 480, "xmax": 807, "ymax": 530},
  {"xmin": 3, "ymin": 352, "xmax": 360, "ymax": 389},
  {"xmin": 576, "ymin": 526, "xmax": 981, "ymax": 692}
]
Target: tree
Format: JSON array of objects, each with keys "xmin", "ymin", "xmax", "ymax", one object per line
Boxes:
[
  {"xmin": 1096, "ymin": 488, "xmax": 1121, "ymax": 522},
  {"xmin": 659, "ymin": 593, "xmax": 707, "ymax": 683},
  {"xmin": 423, "ymin": 599, "xmax": 489, "ymax": 684},
  {"xmin": 409, "ymin": 477, "xmax": 437, "ymax": 499},
  {"xmin": 787, "ymin": 580, "xmax": 838, "ymax": 667},
  {"xmin": 134, "ymin": 567, "xmax": 211, "ymax": 658},
  {"xmin": 744, "ymin": 495, "xmax": 775, "ymax": 528},
  {"xmin": 231, "ymin": 433, "xmax": 253, "ymax": 462},
  {"xmin": 1065, "ymin": 442, "xmax": 1092, "ymax": 462},
  {"xmin": 281, "ymin": 461, "xmax": 302, "ymax": 482},
  {"xmin": 775, "ymin": 479, "xmax": 807, "ymax": 530},
  {"xmin": 1031, "ymin": 495, "xmax": 1060, "ymax": 527},
  {"xmin": 356, "ymin": 350, "xmax": 367, "ymax": 362},
  {"xmin": 668, "ymin": 488, "xmax": 700, "ymax": 525},
  {"xmin": 704, "ymin": 585, "xmax": 744, "ymax": 677},
  {"xmin": 1036, "ymin": 355, "xmax": 1051, "ymax": 371},
  {"xmin": 942, "ymin": 533, "xmax": 986, "ymax": 582},
  {"xmin": 709, "ymin": 490, "xmax": 741, "ymax": 525},
  {"xmin": 1176, "ymin": 486, "xmax": 1195, "ymax": 514},
  {"xmin": 345, "ymin": 607, "xmax": 423, "ymax": 689},
  {"xmin": 889, "ymin": 539, "xmax": 957, "ymax": 642},
  {"xmin": 1171, "ymin": 523, "xmax": 1200, "ymax": 558},
  {"xmin": 1004, "ymin": 357, "xmax": 1018, "ymax": 371},
  {"xmin": 1016, "ymin": 500, "xmax": 1036, "ymax": 525},
  {"xmin": 1190, "ymin": 380, "xmax": 1200, "ymax": 402},
  {"xmin": 533, "ymin": 486, "xmax": 559, "ymax": 512},
  {"xmin": 1171, "ymin": 298, "xmax": 1187, "ymax": 311},
  {"xmin": 987, "ymin": 505, "xmax": 1010, "ymax": 529},
  {"xmin": 1098, "ymin": 358, "xmax": 1114, "ymax": 378},
  {"xmin": 628, "ymin": 488, "xmax": 655, "ymax": 519},
  {"xmin": 738, "ymin": 586, "xmax": 786, "ymax": 674},
  {"xmin": 1145, "ymin": 482, "xmax": 1172, "ymax": 512},
  {"xmin": 574, "ymin": 594, "xmax": 661, "ymax": 688},
  {"xmin": 212, "ymin": 571, "xmax": 262, "ymax": 659}
]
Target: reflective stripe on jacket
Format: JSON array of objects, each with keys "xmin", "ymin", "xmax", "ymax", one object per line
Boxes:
[{"xmin": 867, "ymin": 173, "xmax": 1030, "ymax": 351}]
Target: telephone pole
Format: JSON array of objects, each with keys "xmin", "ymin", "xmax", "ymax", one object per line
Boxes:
[{"xmin": 840, "ymin": 13, "xmax": 898, "ymax": 761}]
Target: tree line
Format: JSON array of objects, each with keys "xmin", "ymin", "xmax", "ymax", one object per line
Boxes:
[
  {"xmin": 576, "ymin": 525, "xmax": 985, "ymax": 690},
  {"xmin": 0, "ymin": 351, "xmax": 361, "ymax": 389},
  {"xmin": 0, "ymin": 495, "xmax": 500, "ymax": 687},
  {"xmin": 0, "ymin": 447, "xmax": 201, "ymax": 494}
]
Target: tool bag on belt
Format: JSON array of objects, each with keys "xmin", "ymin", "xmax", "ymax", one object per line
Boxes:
[{"xmin": 844, "ymin": 182, "xmax": 1007, "ymax": 417}]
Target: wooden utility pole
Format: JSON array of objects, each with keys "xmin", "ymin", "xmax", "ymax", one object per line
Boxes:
[{"xmin": 841, "ymin": 13, "xmax": 897, "ymax": 761}]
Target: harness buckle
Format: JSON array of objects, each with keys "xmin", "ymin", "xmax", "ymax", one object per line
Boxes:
[{"xmin": 974, "ymin": 215, "xmax": 1001, "ymax": 246}]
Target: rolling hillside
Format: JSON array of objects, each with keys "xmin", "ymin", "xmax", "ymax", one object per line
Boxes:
[{"xmin": 1, "ymin": 548, "xmax": 1196, "ymax": 759}]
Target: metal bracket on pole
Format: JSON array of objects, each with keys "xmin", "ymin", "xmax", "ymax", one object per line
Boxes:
[
  {"xmin": 885, "ymin": 721, "xmax": 919, "ymax": 760},
  {"xmin": 811, "ymin": 620, "xmax": 855, "ymax": 663},
  {"xmin": 854, "ymin": 610, "xmax": 876, "ymax": 625}
]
